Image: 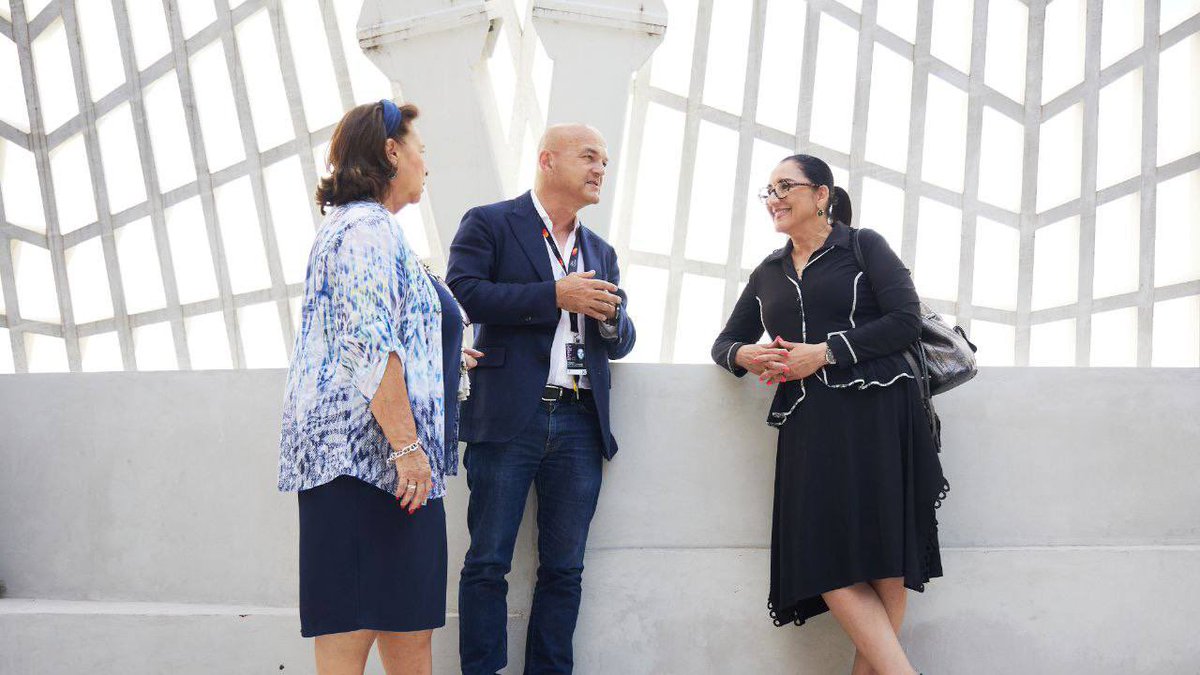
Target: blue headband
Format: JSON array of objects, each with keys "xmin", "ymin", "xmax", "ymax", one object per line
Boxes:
[{"xmin": 380, "ymin": 99, "xmax": 402, "ymax": 137}]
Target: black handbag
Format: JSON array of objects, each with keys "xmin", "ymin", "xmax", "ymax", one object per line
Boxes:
[{"xmin": 850, "ymin": 227, "xmax": 978, "ymax": 398}]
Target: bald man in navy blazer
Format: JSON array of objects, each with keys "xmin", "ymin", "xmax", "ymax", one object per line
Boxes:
[{"xmin": 447, "ymin": 124, "xmax": 635, "ymax": 674}]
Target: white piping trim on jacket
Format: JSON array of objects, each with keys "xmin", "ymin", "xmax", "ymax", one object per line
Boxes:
[
  {"xmin": 804, "ymin": 247, "xmax": 833, "ymax": 269},
  {"xmin": 816, "ymin": 369, "xmax": 914, "ymax": 390},
  {"xmin": 756, "ymin": 296, "xmax": 769, "ymax": 336},
  {"xmin": 828, "ymin": 330, "xmax": 858, "ymax": 364},
  {"xmin": 725, "ymin": 342, "xmax": 740, "ymax": 372},
  {"xmin": 764, "ymin": 247, "xmax": 836, "ymax": 427},
  {"xmin": 838, "ymin": 332, "xmax": 857, "ymax": 363},
  {"xmin": 766, "ymin": 370, "xmax": 911, "ymax": 431},
  {"xmin": 849, "ymin": 271, "xmax": 862, "ymax": 328},
  {"xmin": 768, "ymin": 381, "xmax": 806, "ymax": 426},
  {"xmin": 782, "ymin": 274, "xmax": 807, "ymax": 341}
]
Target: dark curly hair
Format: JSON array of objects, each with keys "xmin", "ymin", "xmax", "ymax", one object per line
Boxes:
[{"xmin": 315, "ymin": 100, "xmax": 419, "ymax": 215}]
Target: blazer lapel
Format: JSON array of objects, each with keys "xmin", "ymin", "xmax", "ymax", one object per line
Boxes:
[
  {"xmin": 577, "ymin": 226, "xmax": 608, "ymax": 282},
  {"xmin": 506, "ymin": 191, "xmax": 554, "ymax": 283}
]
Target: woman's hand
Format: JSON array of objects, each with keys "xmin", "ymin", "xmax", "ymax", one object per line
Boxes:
[
  {"xmin": 463, "ymin": 347, "xmax": 484, "ymax": 370},
  {"xmin": 760, "ymin": 338, "xmax": 828, "ymax": 385},
  {"xmin": 394, "ymin": 445, "xmax": 433, "ymax": 513},
  {"xmin": 735, "ymin": 342, "xmax": 791, "ymax": 377}
]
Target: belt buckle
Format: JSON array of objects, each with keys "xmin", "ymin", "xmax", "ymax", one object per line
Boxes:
[{"xmin": 541, "ymin": 385, "xmax": 560, "ymax": 403}]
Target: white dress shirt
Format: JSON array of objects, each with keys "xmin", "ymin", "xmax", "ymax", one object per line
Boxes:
[{"xmin": 531, "ymin": 189, "xmax": 594, "ymax": 389}]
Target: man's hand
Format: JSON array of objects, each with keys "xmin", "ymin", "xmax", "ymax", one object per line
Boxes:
[{"xmin": 556, "ymin": 270, "xmax": 622, "ymax": 321}]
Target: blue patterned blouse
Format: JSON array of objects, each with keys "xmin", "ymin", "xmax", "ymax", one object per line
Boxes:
[{"xmin": 277, "ymin": 201, "xmax": 453, "ymax": 499}]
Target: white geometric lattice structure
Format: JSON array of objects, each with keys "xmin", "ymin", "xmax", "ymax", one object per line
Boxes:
[
  {"xmin": 0, "ymin": 0, "xmax": 450, "ymax": 372},
  {"xmin": 0, "ymin": 0, "xmax": 1197, "ymax": 373},
  {"xmin": 610, "ymin": 0, "xmax": 1200, "ymax": 367}
]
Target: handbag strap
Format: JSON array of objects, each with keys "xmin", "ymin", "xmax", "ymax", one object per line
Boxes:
[
  {"xmin": 851, "ymin": 228, "xmax": 943, "ymax": 449},
  {"xmin": 850, "ymin": 225, "xmax": 867, "ymax": 273},
  {"xmin": 849, "ymin": 227, "xmax": 934, "ymax": 402}
]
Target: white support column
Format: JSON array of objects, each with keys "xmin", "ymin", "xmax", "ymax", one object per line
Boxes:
[
  {"xmin": 357, "ymin": 0, "xmax": 508, "ymax": 253},
  {"xmin": 532, "ymin": 0, "xmax": 666, "ymax": 239}
]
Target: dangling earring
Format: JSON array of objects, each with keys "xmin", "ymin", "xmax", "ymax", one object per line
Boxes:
[{"xmin": 817, "ymin": 207, "xmax": 825, "ymax": 218}]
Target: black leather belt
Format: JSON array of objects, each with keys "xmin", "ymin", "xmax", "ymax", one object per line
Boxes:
[{"xmin": 541, "ymin": 385, "xmax": 593, "ymax": 402}]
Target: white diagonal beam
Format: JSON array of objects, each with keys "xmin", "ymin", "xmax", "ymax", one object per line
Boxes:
[
  {"xmin": 11, "ymin": 0, "xmax": 81, "ymax": 371},
  {"xmin": 60, "ymin": 0, "xmax": 137, "ymax": 370}
]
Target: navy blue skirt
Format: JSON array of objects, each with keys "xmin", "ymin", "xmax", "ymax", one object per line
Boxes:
[{"xmin": 298, "ymin": 475, "xmax": 447, "ymax": 637}]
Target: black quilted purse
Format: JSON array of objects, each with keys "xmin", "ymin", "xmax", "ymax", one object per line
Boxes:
[{"xmin": 850, "ymin": 228, "xmax": 978, "ymax": 397}]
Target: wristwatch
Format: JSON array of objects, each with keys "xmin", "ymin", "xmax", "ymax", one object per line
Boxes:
[
  {"xmin": 605, "ymin": 301, "xmax": 621, "ymax": 326},
  {"xmin": 824, "ymin": 345, "xmax": 837, "ymax": 365}
]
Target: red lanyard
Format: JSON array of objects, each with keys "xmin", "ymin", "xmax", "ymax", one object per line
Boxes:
[
  {"xmin": 542, "ymin": 225, "xmax": 582, "ymax": 335},
  {"xmin": 542, "ymin": 225, "xmax": 579, "ymax": 275}
]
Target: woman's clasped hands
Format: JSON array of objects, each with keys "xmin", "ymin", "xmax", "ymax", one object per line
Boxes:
[{"xmin": 737, "ymin": 336, "xmax": 829, "ymax": 386}]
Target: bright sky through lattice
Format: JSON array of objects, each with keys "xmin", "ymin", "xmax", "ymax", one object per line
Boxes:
[{"xmin": 0, "ymin": 0, "xmax": 1196, "ymax": 372}]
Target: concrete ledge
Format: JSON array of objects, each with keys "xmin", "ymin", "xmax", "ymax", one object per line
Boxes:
[
  {"xmin": 4, "ymin": 367, "xmax": 1196, "ymax": 605},
  {"xmin": 905, "ymin": 547, "xmax": 1200, "ymax": 674},
  {"xmin": 598, "ymin": 366, "xmax": 1200, "ymax": 549},
  {"xmin": 5, "ymin": 547, "xmax": 1196, "ymax": 674},
  {"xmin": 2, "ymin": 367, "xmax": 1199, "ymax": 673},
  {"xmin": 0, "ymin": 599, "xmax": 297, "ymax": 616},
  {"xmin": 574, "ymin": 547, "xmax": 1200, "ymax": 674},
  {"xmin": 0, "ymin": 370, "xmax": 543, "ymax": 608},
  {"xmin": 930, "ymin": 367, "xmax": 1200, "ymax": 547},
  {"xmin": 0, "ymin": 600, "xmax": 529, "ymax": 675},
  {"xmin": 575, "ymin": 548, "xmax": 851, "ymax": 674}
]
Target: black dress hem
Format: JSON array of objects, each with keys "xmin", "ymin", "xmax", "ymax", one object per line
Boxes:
[{"xmin": 767, "ymin": 548, "xmax": 946, "ymax": 628}]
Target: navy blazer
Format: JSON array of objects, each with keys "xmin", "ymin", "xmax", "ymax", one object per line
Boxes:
[{"xmin": 446, "ymin": 191, "xmax": 636, "ymax": 459}]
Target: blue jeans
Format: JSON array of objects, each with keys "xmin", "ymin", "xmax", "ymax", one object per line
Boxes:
[{"xmin": 458, "ymin": 396, "xmax": 604, "ymax": 675}]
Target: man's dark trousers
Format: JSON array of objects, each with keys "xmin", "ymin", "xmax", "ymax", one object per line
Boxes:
[{"xmin": 458, "ymin": 395, "xmax": 603, "ymax": 674}]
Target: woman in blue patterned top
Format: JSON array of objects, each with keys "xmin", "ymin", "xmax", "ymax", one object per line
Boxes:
[{"xmin": 277, "ymin": 100, "xmax": 480, "ymax": 675}]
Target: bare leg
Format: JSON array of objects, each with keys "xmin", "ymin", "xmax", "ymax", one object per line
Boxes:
[
  {"xmin": 823, "ymin": 583, "xmax": 916, "ymax": 675},
  {"xmin": 851, "ymin": 578, "xmax": 909, "ymax": 675},
  {"xmin": 376, "ymin": 630, "xmax": 433, "ymax": 675},
  {"xmin": 851, "ymin": 649, "xmax": 876, "ymax": 675},
  {"xmin": 314, "ymin": 630, "xmax": 377, "ymax": 675},
  {"xmin": 869, "ymin": 577, "xmax": 908, "ymax": 632}
]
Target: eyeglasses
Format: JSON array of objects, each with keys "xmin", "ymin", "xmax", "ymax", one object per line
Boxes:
[{"xmin": 757, "ymin": 180, "xmax": 819, "ymax": 203}]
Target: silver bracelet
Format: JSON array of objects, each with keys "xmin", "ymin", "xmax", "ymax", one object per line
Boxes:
[{"xmin": 386, "ymin": 441, "xmax": 421, "ymax": 464}]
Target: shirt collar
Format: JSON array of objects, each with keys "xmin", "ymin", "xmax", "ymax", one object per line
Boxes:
[
  {"xmin": 530, "ymin": 189, "xmax": 582, "ymax": 235},
  {"xmin": 825, "ymin": 220, "xmax": 852, "ymax": 250},
  {"xmin": 765, "ymin": 221, "xmax": 852, "ymax": 262}
]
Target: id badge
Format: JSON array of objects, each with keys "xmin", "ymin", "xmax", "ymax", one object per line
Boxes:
[{"xmin": 564, "ymin": 335, "xmax": 588, "ymax": 376}]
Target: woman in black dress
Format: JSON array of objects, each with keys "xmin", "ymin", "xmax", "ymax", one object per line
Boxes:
[{"xmin": 712, "ymin": 154, "xmax": 948, "ymax": 675}]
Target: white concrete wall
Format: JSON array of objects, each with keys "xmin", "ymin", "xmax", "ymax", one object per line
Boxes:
[{"xmin": 1, "ymin": 366, "xmax": 1198, "ymax": 674}]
